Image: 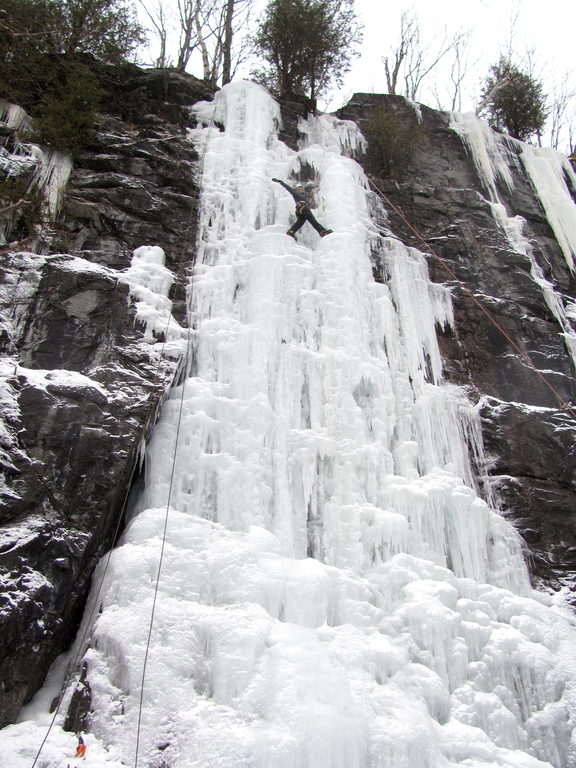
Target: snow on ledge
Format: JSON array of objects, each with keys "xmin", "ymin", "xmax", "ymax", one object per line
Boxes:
[{"xmin": 15, "ymin": 366, "xmax": 109, "ymax": 404}]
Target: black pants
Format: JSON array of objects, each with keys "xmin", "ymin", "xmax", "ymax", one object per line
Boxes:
[{"xmin": 289, "ymin": 205, "xmax": 326, "ymax": 234}]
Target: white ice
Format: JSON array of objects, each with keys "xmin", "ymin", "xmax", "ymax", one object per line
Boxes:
[
  {"xmin": 519, "ymin": 146, "xmax": 576, "ymax": 274},
  {"xmin": 123, "ymin": 245, "xmax": 187, "ymax": 356},
  {"xmin": 3, "ymin": 83, "xmax": 576, "ymax": 768},
  {"xmin": 451, "ymin": 112, "xmax": 576, "ymax": 372},
  {"xmin": 0, "ymin": 99, "xmax": 72, "ymax": 228}
]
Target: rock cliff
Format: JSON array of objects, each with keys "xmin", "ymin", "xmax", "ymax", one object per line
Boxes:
[
  {"xmin": 0, "ymin": 66, "xmax": 214, "ymax": 726},
  {"xmin": 0, "ymin": 69, "xmax": 574, "ymax": 728},
  {"xmin": 337, "ymin": 93, "xmax": 576, "ymax": 592}
]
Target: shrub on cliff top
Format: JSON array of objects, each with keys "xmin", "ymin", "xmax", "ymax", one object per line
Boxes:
[
  {"xmin": 364, "ymin": 106, "xmax": 426, "ymax": 180},
  {"xmin": 0, "ymin": 0, "xmax": 145, "ymax": 150},
  {"xmin": 478, "ymin": 58, "xmax": 548, "ymax": 143}
]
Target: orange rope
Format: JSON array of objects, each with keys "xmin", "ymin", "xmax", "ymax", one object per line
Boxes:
[{"xmin": 367, "ymin": 175, "xmax": 576, "ymax": 422}]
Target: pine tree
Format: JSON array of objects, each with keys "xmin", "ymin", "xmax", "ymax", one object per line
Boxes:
[
  {"xmin": 478, "ymin": 58, "xmax": 547, "ymax": 143},
  {"xmin": 0, "ymin": 0, "xmax": 145, "ymax": 150},
  {"xmin": 253, "ymin": 0, "xmax": 362, "ymax": 102}
]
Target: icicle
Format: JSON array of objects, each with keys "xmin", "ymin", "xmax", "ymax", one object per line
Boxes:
[
  {"xmin": 450, "ymin": 111, "xmax": 514, "ymax": 202},
  {"xmin": 0, "ymin": 99, "xmax": 33, "ymax": 135},
  {"xmin": 519, "ymin": 145, "xmax": 576, "ymax": 273},
  {"xmin": 33, "ymin": 148, "xmax": 73, "ymax": 218}
]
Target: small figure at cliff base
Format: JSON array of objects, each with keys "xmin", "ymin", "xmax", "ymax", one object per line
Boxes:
[
  {"xmin": 272, "ymin": 178, "xmax": 332, "ymax": 238},
  {"xmin": 74, "ymin": 734, "xmax": 87, "ymax": 759}
]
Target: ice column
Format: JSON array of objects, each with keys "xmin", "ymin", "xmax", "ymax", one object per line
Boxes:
[
  {"xmin": 63, "ymin": 83, "xmax": 575, "ymax": 768},
  {"xmin": 123, "ymin": 245, "xmax": 186, "ymax": 356}
]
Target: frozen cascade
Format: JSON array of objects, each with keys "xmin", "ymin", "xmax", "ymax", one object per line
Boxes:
[
  {"xmin": 4, "ymin": 82, "xmax": 576, "ymax": 768},
  {"xmin": 451, "ymin": 112, "xmax": 576, "ymax": 372},
  {"xmin": 519, "ymin": 146, "xmax": 576, "ymax": 274},
  {"xmin": 123, "ymin": 245, "xmax": 187, "ymax": 358},
  {"xmin": 0, "ymin": 100, "xmax": 72, "ymax": 231}
]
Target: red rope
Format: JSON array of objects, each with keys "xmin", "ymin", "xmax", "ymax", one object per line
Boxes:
[{"xmin": 367, "ymin": 176, "xmax": 576, "ymax": 422}]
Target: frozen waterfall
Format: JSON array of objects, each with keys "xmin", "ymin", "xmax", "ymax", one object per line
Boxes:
[
  {"xmin": 450, "ymin": 112, "xmax": 576, "ymax": 371},
  {"xmin": 4, "ymin": 82, "xmax": 576, "ymax": 768}
]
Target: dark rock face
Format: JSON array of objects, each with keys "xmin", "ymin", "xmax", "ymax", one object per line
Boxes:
[
  {"xmin": 0, "ymin": 75, "xmax": 575, "ymax": 728},
  {"xmin": 0, "ymin": 252, "xmax": 180, "ymax": 725},
  {"xmin": 480, "ymin": 399, "xmax": 576, "ymax": 583},
  {"xmin": 0, "ymin": 69, "xmax": 214, "ymax": 727},
  {"xmin": 339, "ymin": 93, "xmax": 576, "ymax": 595}
]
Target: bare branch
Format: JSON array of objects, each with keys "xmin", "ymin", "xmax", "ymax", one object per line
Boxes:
[
  {"xmin": 383, "ymin": 11, "xmax": 471, "ymax": 104},
  {"xmin": 137, "ymin": 0, "xmax": 172, "ymax": 67},
  {"xmin": 382, "ymin": 10, "xmax": 417, "ymax": 95},
  {"xmin": 547, "ymin": 72, "xmax": 576, "ymax": 151},
  {"xmin": 174, "ymin": 0, "xmax": 254, "ymax": 84}
]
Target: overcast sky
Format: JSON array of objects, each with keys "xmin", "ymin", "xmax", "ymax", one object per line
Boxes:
[
  {"xmin": 139, "ymin": 0, "xmax": 574, "ymax": 148},
  {"xmin": 329, "ymin": 0, "xmax": 574, "ymax": 112}
]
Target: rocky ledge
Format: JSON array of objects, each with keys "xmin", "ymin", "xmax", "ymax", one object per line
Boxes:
[{"xmin": 339, "ymin": 93, "xmax": 576, "ymax": 594}]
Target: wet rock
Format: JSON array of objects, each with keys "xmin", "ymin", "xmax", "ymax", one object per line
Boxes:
[
  {"xmin": 339, "ymin": 93, "xmax": 576, "ymax": 597},
  {"xmin": 0, "ymin": 67, "xmax": 200, "ymax": 727}
]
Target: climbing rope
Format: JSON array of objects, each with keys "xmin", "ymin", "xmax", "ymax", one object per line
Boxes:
[
  {"xmin": 29, "ymin": 107, "xmax": 217, "ymax": 768},
  {"xmin": 367, "ymin": 175, "xmax": 576, "ymax": 422},
  {"xmin": 133, "ymin": 328, "xmax": 192, "ymax": 768},
  {"xmin": 30, "ymin": 483, "xmax": 130, "ymax": 768},
  {"xmin": 133, "ymin": 107, "xmax": 217, "ymax": 768}
]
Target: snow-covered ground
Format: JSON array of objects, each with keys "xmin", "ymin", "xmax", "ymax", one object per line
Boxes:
[{"xmin": 2, "ymin": 82, "xmax": 576, "ymax": 768}]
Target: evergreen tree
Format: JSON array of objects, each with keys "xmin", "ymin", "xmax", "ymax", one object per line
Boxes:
[
  {"xmin": 254, "ymin": 0, "xmax": 362, "ymax": 102},
  {"xmin": 0, "ymin": 0, "xmax": 145, "ymax": 150},
  {"xmin": 60, "ymin": 0, "xmax": 146, "ymax": 62},
  {"xmin": 478, "ymin": 57, "xmax": 547, "ymax": 143}
]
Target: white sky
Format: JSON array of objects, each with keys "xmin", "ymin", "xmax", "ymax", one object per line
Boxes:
[
  {"xmin": 329, "ymin": 0, "xmax": 574, "ymax": 111},
  {"xmin": 139, "ymin": 0, "xmax": 574, "ymax": 148}
]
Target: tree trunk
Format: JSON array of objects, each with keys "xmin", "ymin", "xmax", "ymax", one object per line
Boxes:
[
  {"xmin": 194, "ymin": 0, "xmax": 211, "ymax": 80},
  {"xmin": 176, "ymin": 0, "xmax": 194, "ymax": 72},
  {"xmin": 221, "ymin": 0, "xmax": 235, "ymax": 85}
]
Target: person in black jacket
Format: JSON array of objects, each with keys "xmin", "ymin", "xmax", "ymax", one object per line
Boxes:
[{"xmin": 272, "ymin": 178, "xmax": 332, "ymax": 239}]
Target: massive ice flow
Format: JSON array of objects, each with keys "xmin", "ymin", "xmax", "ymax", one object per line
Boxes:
[
  {"xmin": 6, "ymin": 82, "xmax": 576, "ymax": 768},
  {"xmin": 450, "ymin": 113, "xmax": 576, "ymax": 370}
]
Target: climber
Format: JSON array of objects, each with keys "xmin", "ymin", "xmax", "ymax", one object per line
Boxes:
[
  {"xmin": 74, "ymin": 734, "xmax": 87, "ymax": 759},
  {"xmin": 272, "ymin": 178, "xmax": 332, "ymax": 239}
]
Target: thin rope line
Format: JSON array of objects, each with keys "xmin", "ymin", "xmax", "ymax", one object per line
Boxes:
[
  {"xmin": 133, "ymin": 330, "xmax": 191, "ymax": 768},
  {"xmin": 132, "ymin": 109, "xmax": 217, "ymax": 768},
  {"xmin": 30, "ymin": 110, "xmax": 217, "ymax": 768},
  {"xmin": 368, "ymin": 175, "xmax": 576, "ymax": 421},
  {"xmin": 30, "ymin": 479, "xmax": 131, "ymax": 768}
]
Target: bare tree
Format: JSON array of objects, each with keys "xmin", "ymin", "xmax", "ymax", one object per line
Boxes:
[
  {"xmin": 193, "ymin": 0, "xmax": 218, "ymax": 79},
  {"xmin": 137, "ymin": 0, "xmax": 172, "ymax": 67},
  {"xmin": 502, "ymin": 3, "xmax": 521, "ymax": 63},
  {"xmin": 175, "ymin": 0, "xmax": 253, "ymax": 84},
  {"xmin": 404, "ymin": 28, "xmax": 468, "ymax": 101},
  {"xmin": 547, "ymin": 73, "xmax": 576, "ymax": 152},
  {"xmin": 221, "ymin": 0, "xmax": 235, "ymax": 84},
  {"xmin": 444, "ymin": 31, "xmax": 476, "ymax": 111},
  {"xmin": 568, "ymin": 127, "xmax": 575, "ymax": 159},
  {"xmin": 382, "ymin": 10, "xmax": 416, "ymax": 96},
  {"xmin": 177, "ymin": 0, "xmax": 211, "ymax": 73},
  {"xmin": 383, "ymin": 10, "xmax": 469, "ymax": 103}
]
